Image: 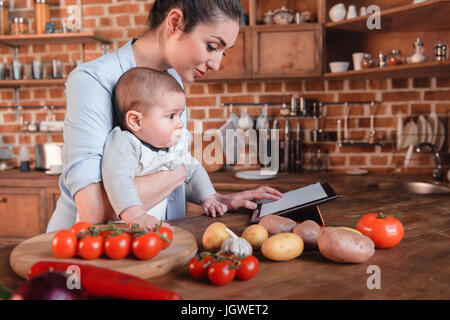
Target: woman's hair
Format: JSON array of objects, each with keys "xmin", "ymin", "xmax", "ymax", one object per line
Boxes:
[
  {"xmin": 148, "ymin": 0, "xmax": 243, "ymax": 33},
  {"xmin": 113, "ymin": 67, "xmax": 184, "ymax": 129}
]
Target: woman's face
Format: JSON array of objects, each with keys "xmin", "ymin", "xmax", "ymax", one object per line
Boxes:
[{"xmin": 166, "ymin": 18, "xmax": 240, "ymax": 83}]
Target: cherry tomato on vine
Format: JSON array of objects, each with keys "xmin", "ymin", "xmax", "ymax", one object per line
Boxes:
[
  {"xmin": 157, "ymin": 226, "xmax": 173, "ymax": 250},
  {"xmin": 236, "ymin": 256, "xmax": 259, "ymax": 281},
  {"xmin": 52, "ymin": 230, "xmax": 78, "ymax": 259},
  {"xmin": 70, "ymin": 222, "xmax": 92, "ymax": 237},
  {"xmin": 188, "ymin": 255, "xmax": 214, "ymax": 280},
  {"xmin": 104, "ymin": 233, "xmax": 131, "ymax": 259},
  {"xmin": 132, "ymin": 232, "xmax": 162, "ymax": 260},
  {"xmin": 208, "ymin": 260, "xmax": 236, "ymax": 286},
  {"xmin": 99, "ymin": 230, "xmax": 113, "ymax": 239},
  {"xmin": 78, "ymin": 235, "xmax": 103, "ymax": 260},
  {"xmin": 357, "ymin": 213, "xmax": 404, "ymax": 248}
]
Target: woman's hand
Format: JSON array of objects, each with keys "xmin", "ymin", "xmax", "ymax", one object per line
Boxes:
[{"xmin": 211, "ymin": 186, "xmax": 284, "ymax": 213}]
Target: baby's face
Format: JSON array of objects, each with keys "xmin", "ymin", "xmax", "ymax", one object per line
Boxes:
[{"xmin": 138, "ymin": 92, "xmax": 186, "ymax": 148}]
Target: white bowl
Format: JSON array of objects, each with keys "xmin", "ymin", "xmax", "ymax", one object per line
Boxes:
[{"xmin": 329, "ymin": 61, "xmax": 350, "ymax": 73}]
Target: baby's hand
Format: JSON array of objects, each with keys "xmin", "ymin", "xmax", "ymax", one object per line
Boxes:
[
  {"xmin": 201, "ymin": 195, "xmax": 228, "ymax": 218},
  {"xmin": 121, "ymin": 206, "xmax": 173, "ymax": 231}
]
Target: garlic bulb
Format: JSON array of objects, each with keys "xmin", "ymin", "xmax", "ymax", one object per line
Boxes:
[{"xmin": 220, "ymin": 228, "xmax": 253, "ymax": 257}]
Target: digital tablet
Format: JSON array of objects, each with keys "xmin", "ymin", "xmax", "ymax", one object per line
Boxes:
[{"xmin": 251, "ymin": 182, "xmax": 338, "ymax": 223}]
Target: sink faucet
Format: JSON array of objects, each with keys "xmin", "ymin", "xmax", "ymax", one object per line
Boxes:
[{"xmin": 416, "ymin": 142, "xmax": 444, "ymax": 181}]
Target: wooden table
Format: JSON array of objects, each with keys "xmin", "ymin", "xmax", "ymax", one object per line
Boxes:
[{"xmin": 1, "ymin": 171, "xmax": 449, "ymax": 299}]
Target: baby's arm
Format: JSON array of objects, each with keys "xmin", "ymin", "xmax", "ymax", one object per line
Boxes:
[
  {"xmin": 102, "ymin": 128, "xmax": 172, "ymax": 230},
  {"xmin": 182, "ymin": 154, "xmax": 228, "ymax": 217}
]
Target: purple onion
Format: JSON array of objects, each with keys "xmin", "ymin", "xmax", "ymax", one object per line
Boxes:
[{"xmin": 11, "ymin": 272, "xmax": 87, "ymax": 300}]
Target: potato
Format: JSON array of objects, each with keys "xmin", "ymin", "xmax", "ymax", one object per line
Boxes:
[
  {"xmin": 241, "ymin": 225, "xmax": 268, "ymax": 250},
  {"xmin": 201, "ymin": 222, "xmax": 230, "ymax": 252},
  {"xmin": 293, "ymin": 220, "xmax": 321, "ymax": 250},
  {"xmin": 337, "ymin": 227, "xmax": 362, "ymax": 235},
  {"xmin": 258, "ymin": 215, "xmax": 297, "ymax": 235},
  {"xmin": 317, "ymin": 227, "xmax": 375, "ymax": 263},
  {"xmin": 261, "ymin": 233, "xmax": 304, "ymax": 261}
]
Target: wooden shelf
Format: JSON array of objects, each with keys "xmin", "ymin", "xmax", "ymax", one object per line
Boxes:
[
  {"xmin": 325, "ymin": 60, "xmax": 450, "ymax": 79},
  {"xmin": 0, "ymin": 79, "xmax": 66, "ymax": 88},
  {"xmin": 326, "ymin": 0, "xmax": 450, "ymax": 33},
  {"xmin": 0, "ymin": 31, "xmax": 110, "ymax": 47}
]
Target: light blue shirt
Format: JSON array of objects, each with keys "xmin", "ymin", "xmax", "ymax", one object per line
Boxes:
[{"xmin": 46, "ymin": 39, "xmax": 190, "ymax": 232}]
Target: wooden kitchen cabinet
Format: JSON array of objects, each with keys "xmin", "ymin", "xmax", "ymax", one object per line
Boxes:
[
  {"xmin": 252, "ymin": 24, "xmax": 323, "ymax": 78},
  {"xmin": 0, "ymin": 187, "xmax": 47, "ymax": 240},
  {"xmin": 324, "ymin": 0, "xmax": 450, "ymax": 79},
  {"xmin": 45, "ymin": 187, "xmax": 61, "ymax": 226},
  {"xmin": 0, "ymin": 170, "xmax": 61, "ymax": 241}
]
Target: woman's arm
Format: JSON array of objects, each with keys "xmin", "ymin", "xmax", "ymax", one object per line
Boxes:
[{"xmin": 75, "ymin": 166, "xmax": 186, "ymax": 224}]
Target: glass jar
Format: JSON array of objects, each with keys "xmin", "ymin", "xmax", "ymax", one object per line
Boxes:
[
  {"xmin": 0, "ymin": 1, "xmax": 8, "ymax": 35},
  {"xmin": 11, "ymin": 17, "xmax": 19, "ymax": 35},
  {"xmin": 361, "ymin": 53, "xmax": 374, "ymax": 69},
  {"xmin": 34, "ymin": 0, "xmax": 50, "ymax": 34},
  {"xmin": 387, "ymin": 49, "xmax": 402, "ymax": 66},
  {"xmin": 18, "ymin": 17, "xmax": 28, "ymax": 34}
]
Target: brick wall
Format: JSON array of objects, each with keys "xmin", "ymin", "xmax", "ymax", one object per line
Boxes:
[
  {"xmin": 1, "ymin": 0, "xmax": 449, "ymax": 173},
  {"xmin": 185, "ymin": 77, "xmax": 450, "ymax": 173}
]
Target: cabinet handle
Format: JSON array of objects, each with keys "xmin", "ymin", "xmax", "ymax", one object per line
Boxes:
[
  {"xmin": 0, "ymin": 197, "xmax": 7, "ymax": 203},
  {"xmin": 281, "ymin": 62, "xmax": 294, "ymax": 69}
]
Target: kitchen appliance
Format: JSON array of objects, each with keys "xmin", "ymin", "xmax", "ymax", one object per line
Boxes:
[
  {"xmin": 0, "ymin": 148, "xmax": 12, "ymax": 171},
  {"xmin": 35, "ymin": 143, "xmax": 63, "ymax": 171}
]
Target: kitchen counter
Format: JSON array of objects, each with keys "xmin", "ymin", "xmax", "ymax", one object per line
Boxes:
[{"xmin": 0, "ymin": 170, "xmax": 449, "ymax": 299}]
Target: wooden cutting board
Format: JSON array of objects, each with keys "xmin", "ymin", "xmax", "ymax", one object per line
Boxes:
[{"xmin": 9, "ymin": 226, "xmax": 198, "ymax": 280}]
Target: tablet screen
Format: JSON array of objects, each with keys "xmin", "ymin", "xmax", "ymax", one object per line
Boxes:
[{"xmin": 260, "ymin": 182, "xmax": 328, "ymax": 217}]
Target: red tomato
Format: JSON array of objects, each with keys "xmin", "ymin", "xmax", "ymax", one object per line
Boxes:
[
  {"xmin": 132, "ymin": 232, "xmax": 162, "ymax": 260},
  {"xmin": 208, "ymin": 261, "xmax": 236, "ymax": 286},
  {"xmin": 188, "ymin": 255, "xmax": 214, "ymax": 280},
  {"xmin": 52, "ymin": 230, "xmax": 78, "ymax": 258},
  {"xmin": 236, "ymin": 256, "xmax": 259, "ymax": 281},
  {"xmin": 157, "ymin": 226, "xmax": 173, "ymax": 250},
  {"xmin": 104, "ymin": 233, "xmax": 131, "ymax": 259},
  {"xmin": 70, "ymin": 222, "xmax": 92, "ymax": 237},
  {"xmin": 357, "ymin": 213, "xmax": 404, "ymax": 248},
  {"xmin": 99, "ymin": 230, "xmax": 113, "ymax": 239},
  {"xmin": 78, "ymin": 235, "xmax": 103, "ymax": 260}
]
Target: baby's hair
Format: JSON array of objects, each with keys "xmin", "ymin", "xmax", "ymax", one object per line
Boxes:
[{"xmin": 113, "ymin": 67, "xmax": 184, "ymax": 129}]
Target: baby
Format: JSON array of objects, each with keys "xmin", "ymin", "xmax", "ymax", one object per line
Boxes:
[{"xmin": 101, "ymin": 67, "xmax": 227, "ymax": 230}]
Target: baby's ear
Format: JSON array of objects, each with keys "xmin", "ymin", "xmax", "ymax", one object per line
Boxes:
[{"xmin": 125, "ymin": 110, "xmax": 143, "ymax": 132}]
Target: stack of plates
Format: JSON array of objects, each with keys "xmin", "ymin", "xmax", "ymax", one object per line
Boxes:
[{"xmin": 399, "ymin": 113, "xmax": 446, "ymax": 152}]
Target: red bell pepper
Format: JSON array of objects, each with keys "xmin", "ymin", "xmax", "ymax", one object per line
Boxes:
[{"xmin": 28, "ymin": 261, "xmax": 182, "ymax": 300}]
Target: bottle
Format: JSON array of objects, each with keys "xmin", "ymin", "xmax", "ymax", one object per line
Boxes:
[
  {"xmin": 387, "ymin": 49, "xmax": 402, "ymax": 66},
  {"xmin": 410, "ymin": 38, "xmax": 427, "ymax": 64},
  {"xmin": 0, "ymin": 1, "xmax": 8, "ymax": 35},
  {"xmin": 11, "ymin": 16, "xmax": 20, "ymax": 35},
  {"xmin": 18, "ymin": 17, "xmax": 28, "ymax": 34},
  {"xmin": 34, "ymin": 0, "xmax": 50, "ymax": 34},
  {"xmin": 19, "ymin": 147, "xmax": 30, "ymax": 172},
  {"xmin": 378, "ymin": 51, "xmax": 387, "ymax": 68}
]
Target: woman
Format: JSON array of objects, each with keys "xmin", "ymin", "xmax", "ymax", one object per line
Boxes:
[{"xmin": 46, "ymin": 0, "xmax": 283, "ymax": 232}]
